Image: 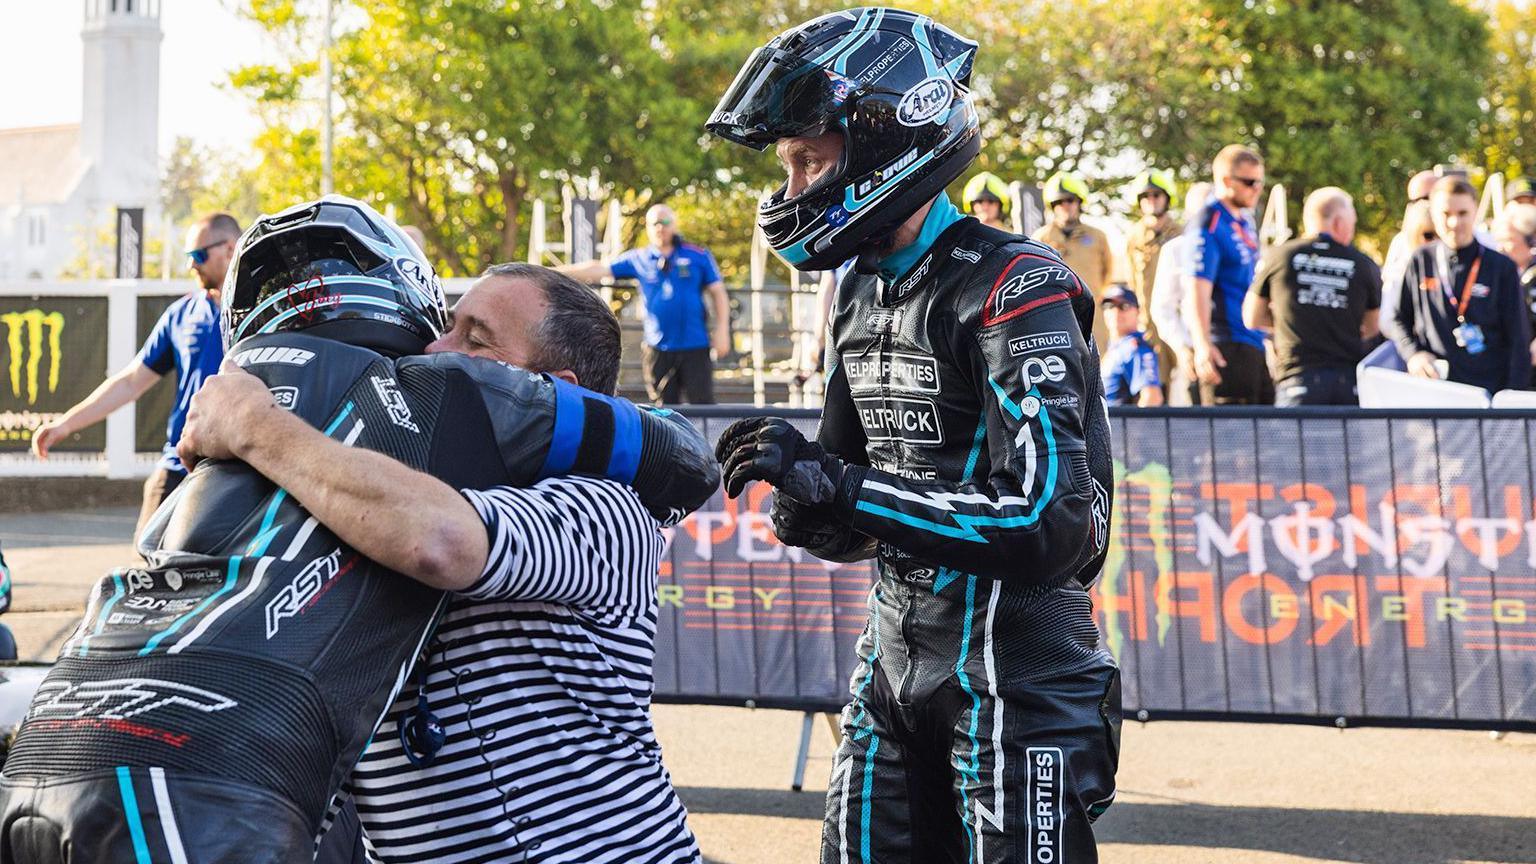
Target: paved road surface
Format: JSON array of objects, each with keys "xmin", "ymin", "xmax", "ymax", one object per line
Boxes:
[{"xmin": 4, "ymin": 509, "xmax": 1533, "ymax": 863}]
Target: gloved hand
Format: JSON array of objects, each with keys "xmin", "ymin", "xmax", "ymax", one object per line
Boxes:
[
  {"xmin": 770, "ymin": 490, "xmax": 846, "ymax": 550},
  {"xmin": 715, "ymin": 417, "xmax": 846, "ymax": 502}
]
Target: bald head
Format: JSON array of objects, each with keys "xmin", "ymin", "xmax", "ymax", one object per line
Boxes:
[
  {"xmin": 1407, "ymin": 170, "xmax": 1437, "ymax": 203},
  {"xmin": 645, "ymin": 204, "xmax": 678, "ymax": 250},
  {"xmin": 1303, "ymin": 187, "xmax": 1355, "ymax": 244}
]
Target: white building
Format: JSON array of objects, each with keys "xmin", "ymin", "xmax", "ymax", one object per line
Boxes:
[{"xmin": 0, "ymin": 0, "xmax": 162, "ymax": 280}]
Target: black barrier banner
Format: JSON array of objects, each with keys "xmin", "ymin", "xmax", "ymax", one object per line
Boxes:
[
  {"xmin": 134, "ymin": 296, "xmax": 180, "ymax": 454},
  {"xmin": 0, "ymin": 297, "xmax": 109, "ymax": 453},
  {"xmin": 656, "ymin": 409, "xmax": 1536, "ymax": 731}
]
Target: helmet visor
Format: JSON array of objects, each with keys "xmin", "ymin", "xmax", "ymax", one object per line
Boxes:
[{"xmin": 706, "ymin": 47, "xmax": 856, "ymax": 150}]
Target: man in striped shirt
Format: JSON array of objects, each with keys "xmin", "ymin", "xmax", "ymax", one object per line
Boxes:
[{"xmin": 180, "ymin": 263, "xmax": 702, "ymax": 863}]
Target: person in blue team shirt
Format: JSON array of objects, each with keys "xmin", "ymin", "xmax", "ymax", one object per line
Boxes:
[
  {"xmin": 1101, "ymin": 283, "xmax": 1165, "ymax": 406},
  {"xmin": 31, "ymin": 212, "xmax": 239, "ymax": 539},
  {"xmin": 1191, "ymin": 144, "xmax": 1273, "ymax": 404},
  {"xmin": 559, "ymin": 205, "xmax": 730, "ymax": 404}
]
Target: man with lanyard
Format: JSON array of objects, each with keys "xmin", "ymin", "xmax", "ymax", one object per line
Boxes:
[
  {"xmin": 31, "ymin": 213, "xmax": 239, "ymax": 539},
  {"xmin": 1243, "ymin": 187, "xmax": 1381, "ymax": 405},
  {"xmin": 1392, "ymin": 176, "xmax": 1531, "ymax": 393},
  {"xmin": 559, "ymin": 205, "xmax": 729, "ymax": 404},
  {"xmin": 706, "ymin": 9, "xmax": 1119, "ymax": 861},
  {"xmin": 1100, "ymin": 284, "xmax": 1164, "ymax": 406},
  {"xmin": 1124, "ymin": 170, "xmax": 1182, "ymax": 383},
  {"xmin": 1191, "ymin": 145, "xmax": 1272, "ymax": 404}
]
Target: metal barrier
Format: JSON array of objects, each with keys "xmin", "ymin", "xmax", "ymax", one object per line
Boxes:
[
  {"xmin": 5, "ymin": 280, "xmax": 1534, "ymax": 731},
  {"xmin": 658, "ymin": 406, "xmax": 1536, "ymax": 734},
  {"xmin": 0, "ymin": 279, "xmax": 817, "ymax": 477}
]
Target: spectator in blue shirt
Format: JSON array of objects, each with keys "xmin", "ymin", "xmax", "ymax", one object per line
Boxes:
[
  {"xmin": 558, "ymin": 206, "xmax": 729, "ymax": 404},
  {"xmin": 31, "ymin": 212, "xmax": 239, "ymax": 539},
  {"xmin": 1100, "ymin": 283, "xmax": 1164, "ymax": 406},
  {"xmin": 1192, "ymin": 144, "xmax": 1273, "ymax": 404}
]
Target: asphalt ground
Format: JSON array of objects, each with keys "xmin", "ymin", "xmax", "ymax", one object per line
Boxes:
[{"xmin": 3, "ymin": 507, "xmax": 1534, "ymax": 864}]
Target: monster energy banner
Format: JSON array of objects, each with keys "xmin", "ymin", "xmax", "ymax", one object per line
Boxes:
[
  {"xmin": 0, "ymin": 297, "xmax": 109, "ymax": 453},
  {"xmin": 657, "ymin": 408, "xmax": 1536, "ymax": 731}
]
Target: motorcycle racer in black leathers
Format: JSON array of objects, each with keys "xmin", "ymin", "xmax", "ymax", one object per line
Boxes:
[
  {"xmin": 0, "ymin": 197, "xmax": 718, "ymax": 864},
  {"xmin": 708, "ymin": 9, "xmax": 1119, "ymax": 862}
]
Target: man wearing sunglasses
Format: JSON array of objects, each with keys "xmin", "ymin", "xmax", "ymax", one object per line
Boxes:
[
  {"xmin": 30, "ymin": 212, "xmax": 240, "ymax": 539},
  {"xmin": 1191, "ymin": 144, "xmax": 1272, "ymax": 404},
  {"xmin": 558, "ymin": 205, "xmax": 730, "ymax": 404}
]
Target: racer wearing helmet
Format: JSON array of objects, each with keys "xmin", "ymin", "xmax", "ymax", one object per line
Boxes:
[
  {"xmin": 962, "ymin": 171, "xmax": 1012, "ymax": 231},
  {"xmin": 0, "ymin": 196, "xmax": 718, "ymax": 863},
  {"xmin": 707, "ymin": 9, "xmax": 1119, "ymax": 862},
  {"xmin": 1033, "ymin": 171, "xmax": 1114, "ymax": 352},
  {"xmin": 1125, "ymin": 169, "xmax": 1184, "ymax": 381}
]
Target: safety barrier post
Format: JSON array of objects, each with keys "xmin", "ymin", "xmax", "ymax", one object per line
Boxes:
[
  {"xmin": 104, "ymin": 280, "xmax": 138, "ymax": 478},
  {"xmin": 749, "ymin": 225, "xmax": 768, "ymax": 406}
]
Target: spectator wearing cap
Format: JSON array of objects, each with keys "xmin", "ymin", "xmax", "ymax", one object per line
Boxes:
[
  {"xmin": 1492, "ymin": 202, "xmax": 1536, "ymax": 383},
  {"xmin": 1392, "ymin": 176, "xmax": 1531, "ymax": 393},
  {"xmin": 1508, "ymin": 177, "xmax": 1536, "ymax": 207},
  {"xmin": 1191, "ymin": 144, "xmax": 1271, "ymax": 404},
  {"xmin": 1243, "ymin": 187, "xmax": 1381, "ymax": 406},
  {"xmin": 1033, "ymin": 170, "xmax": 1113, "ymax": 350},
  {"xmin": 1125, "ymin": 169, "xmax": 1183, "ymax": 383},
  {"xmin": 962, "ymin": 171, "xmax": 1012, "ymax": 232},
  {"xmin": 1100, "ymin": 283, "xmax": 1163, "ymax": 406},
  {"xmin": 1150, "ymin": 181, "xmax": 1213, "ymax": 405}
]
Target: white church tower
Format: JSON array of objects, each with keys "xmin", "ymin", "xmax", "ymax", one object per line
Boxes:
[
  {"xmin": 0, "ymin": 0, "xmax": 162, "ymax": 279},
  {"xmin": 81, "ymin": 0, "xmax": 163, "ymax": 212}
]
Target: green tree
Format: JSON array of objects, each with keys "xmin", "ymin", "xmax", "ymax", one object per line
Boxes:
[
  {"xmin": 1128, "ymin": 0, "xmax": 1490, "ymax": 242},
  {"xmin": 1473, "ymin": 1, "xmax": 1536, "ymax": 182},
  {"xmin": 232, "ymin": 0, "xmax": 770, "ymax": 276}
]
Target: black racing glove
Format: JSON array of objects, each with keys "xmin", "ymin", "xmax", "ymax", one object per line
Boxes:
[
  {"xmin": 715, "ymin": 417, "xmax": 855, "ymax": 504},
  {"xmin": 770, "ymin": 491, "xmax": 841, "ymax": 549}
]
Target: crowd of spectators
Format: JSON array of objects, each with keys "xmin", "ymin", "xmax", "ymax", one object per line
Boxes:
[{"xmin": 952, "ymin": 153, "xmax": 1536, "ymax": 408}]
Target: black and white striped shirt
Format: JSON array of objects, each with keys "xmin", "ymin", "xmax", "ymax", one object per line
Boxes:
[{"xmin": 348, "ymin": 476, "xmax": 700, "ymax": 864}]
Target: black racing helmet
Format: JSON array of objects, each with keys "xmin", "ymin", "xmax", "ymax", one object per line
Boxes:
[
  {"xmin": 705, "ymin": 8, "xmax": 980, "ymax": 271},
  {"xmin": 221, "ymin": 195, "xmax": 447, "ymax": 357}
]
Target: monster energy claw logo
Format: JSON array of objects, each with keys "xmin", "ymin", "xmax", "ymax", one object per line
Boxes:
[{"xmin": 2, "ymin": 309, "xmax": 64, "ymax": 404}]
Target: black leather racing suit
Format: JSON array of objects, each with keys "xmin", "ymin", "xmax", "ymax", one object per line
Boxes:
[
  {"xmin": 808, "ymin": 218, "xmax": 1120, "ymax": 863},
  {"xmin": 0, "ymin": 331, "xmax": 717, "ymax": 864}
]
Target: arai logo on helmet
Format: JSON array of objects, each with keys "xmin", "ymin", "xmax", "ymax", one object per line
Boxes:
[
  {"xmin": 897, "ymin": 77, "xmax": 952, "ymax": 127},
  {"xmin": 825, "ymin": 206, "xmax": 849, "ymax": 227},
  {"xmin": 396, "ymin": 257, "xmax": 444, "ymax": 306}
]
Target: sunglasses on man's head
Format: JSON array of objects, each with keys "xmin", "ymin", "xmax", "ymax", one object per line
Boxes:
[
  {"xmin": 649, "ymin": 218, "xmax": 674, "ymax": 227},
  {"xmin": 1231, "ymin": 176, "xmax": 1264, "ymax": 189},
  {"xmin": 185, "ymin": 239, "xmax": 231, "ymax": 265}
]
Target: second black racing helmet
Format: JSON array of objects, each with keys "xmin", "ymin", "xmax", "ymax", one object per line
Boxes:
[
  {"xmin": 220, "ymin": 195, "xmax": 448, "ymax": 357},
  {"xmin": 705, "ymin": 7, "xmax": 980, "ymax": 271}
]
